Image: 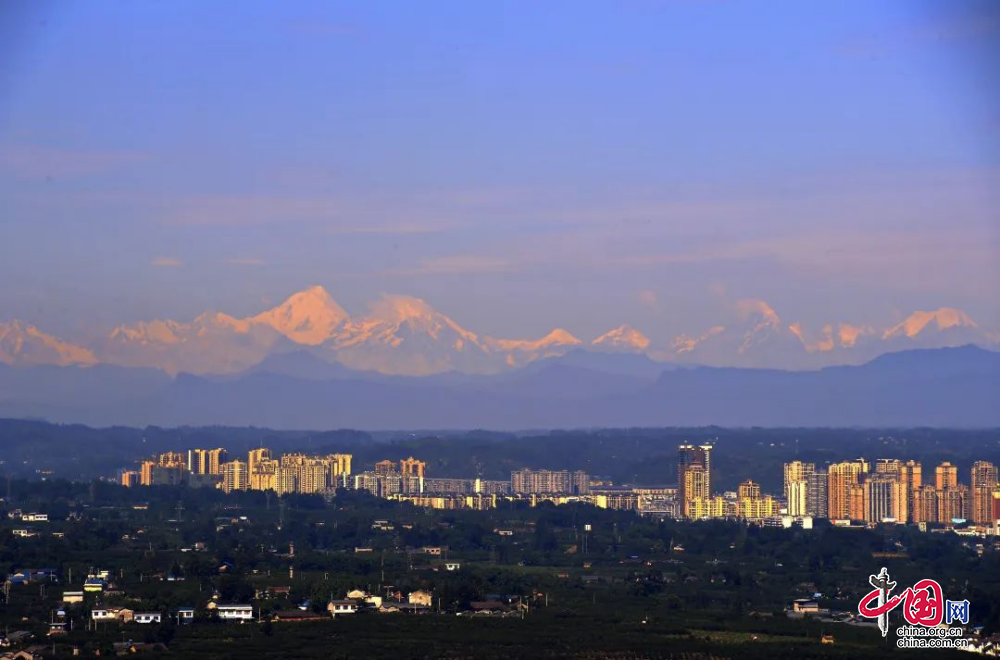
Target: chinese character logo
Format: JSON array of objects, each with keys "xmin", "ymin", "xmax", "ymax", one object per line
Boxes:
[
  {"xmin": 858, "ymin": 567, "xmax": 969, "ymax": 636},
  {"xmin": 946, "ymin": 600, "xmax": 969, "ymax": 625},
  {"xmin": 858, "ymin": 567, "xmax": 899, "ymax": 637}
]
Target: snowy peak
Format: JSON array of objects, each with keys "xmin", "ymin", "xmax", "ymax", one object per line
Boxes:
[
  {"xmin": 488, "ymin": 328, "xmax": 582, "ymax": 353},
  {"xmin": 252, "ymin": 285, "xmax": 350, "ymax": 345},
  {"xmin": 836, "ymin": 323, "xmax": 875, "ymax": 348},
  {"xmin": 0, "ymin": 320, "xmax": 96, "ymax": 367},
  {"xmin": 7, "ymin": 288, "xmax": 997, "ymax": 376},
  {"xmin": 540, "ymin": 328, "xmax": 582, "ymax": 347},
  {"xmin": 360, "ymin": 295, "xmax": 480, "ymax": 344},
  {"xmin": 736, "ymin": 298, "xmax": 781, "ymax": 326},
  {"xmin": 790, "ymin": 323, "xmax": 876, "ymax": 353},
  {"xmin": 592, "ymin": 325, "xmax": 650, "ymax": 352},
  {"xmin": 883, "ymin": 307, "xmax": 977, "ymax": 340},
  {"xmin": 109, "ymin": 319, "xmax": 184, "ymax": 345}
]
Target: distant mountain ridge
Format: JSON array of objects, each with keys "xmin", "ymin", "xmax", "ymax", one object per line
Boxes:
[
  {"xmin": 0, "ymin": 345, "xmax": 995, "ymax": 429},
  {"xmin": 1, "ymin": 286, "xmax": 998, "ymax": 375}
]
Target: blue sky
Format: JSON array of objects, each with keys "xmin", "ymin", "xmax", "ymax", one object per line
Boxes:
[{"xmin": 1, "ymin": 0, "xmax": 997, "ymax": 341}]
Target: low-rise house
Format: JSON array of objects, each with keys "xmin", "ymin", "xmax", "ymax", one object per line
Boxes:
[
  {"xmin": 211, "ymin": 603, "xmax": 254, "ymax": 622},
  {"xmin": 83, "ymin": 579, "xmax": 104, "ymax": 592},
  {"xmin": 22, "ymin": 514, "xmax": 48, "ymax": 522},
  {"xmin": 134, "ymin": 612, "xmax": 162, "ymax": 624},
  {"xmin": 445, "ymin": 562, "xmax": 461, "ymax": 571},
  {"xmin": 46, "ymin": 621, "xmax": 67, "ymax": 636},
  {"xmin": 173, "ymin": 608, "xmax": 195, "ymax": 624},
  {"xmin": 468, "ymin": 601, "xmax": 509, "ymax": 615},
  {"xmin": 7, "ymin": 568, "xmax": 57, "ymax": 585},
  {"xmin": 327, "ymin": 600, "xmax": 359, "ymax": 617},
  {"xmin": 345, "ymin": 589, "xmax": 382, "ymax": 608},
  {"xmin": 792, "ymin": 599, "xmax": 820, "ymax": 614},
  {"xmin": 91, "ymin": 607, "xmax": 134, "ymax": 623},
  {"xmin": 263, "ymin": 585, "xmax": 291, "ymax": 598},
  {"xmin": 62, "ymin": 591, "xmax": 84, "ymax": 604},
  {"xmin": 11, "ymin": 530, "xmax": 36, "ymax": 538},
  {"xmin": 408, "ymin": 590, "xmax": 433, "ymax": 607}
]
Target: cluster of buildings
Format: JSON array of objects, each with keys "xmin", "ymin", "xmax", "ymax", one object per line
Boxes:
[
  {"xmin": 675, "ymin": 444, "xmax": 782, "ymax": 521},
  {"xmin": 119, "ymin": 444, "xmax": 1000, "ymax": 529},
  {"xmin": 674, "ymin": 444, "xmax": 999, "ymax": 528},
  {"xmin": 785, "ymin": 458, "xmax": 999, "ymax": 526},
  {"xmin": 122, "ymin": 448, "xmax": 354, "ymax": 495},
  {"xmin": 120, "ymin": 449, "xmax": 586, "ymax": 504}
]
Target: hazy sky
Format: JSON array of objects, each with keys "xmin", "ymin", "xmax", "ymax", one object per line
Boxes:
[{"xmin": 1, "ymin": 0, "xmax": 998, "ymax": 342}]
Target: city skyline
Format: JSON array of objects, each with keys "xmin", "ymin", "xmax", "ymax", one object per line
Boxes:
[{"xmin": 124, "ymin": 440, "xmax": 1000, "ymax": 529}]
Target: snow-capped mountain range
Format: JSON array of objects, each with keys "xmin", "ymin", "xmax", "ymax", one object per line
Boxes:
[{"xmin": 1, "ymin": 286, "xmax": 996, "ymax": 375}]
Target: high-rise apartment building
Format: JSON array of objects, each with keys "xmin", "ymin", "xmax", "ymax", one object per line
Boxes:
[
  {"xmin": 275, "ymin": 466, "xmax": 298, "ymax": 495},
  {"xmin": 828, "ymin": 459, "xmax": 869, "ymax": 520},
  {"xmin": 864, "ymin": 475, "xmax": 908, "ymax": 523},
  {"xmin": 681, "ymin": 464, "xmax": 708, "ymax": 517},
  {"xmin": 737, "ymin": 479, "xmax": 761, "ymax": 500},
  {"xmin": 187, "ymin": 448, "xmax": 228, "ymax": 475},
  {"xmin": 937, "ymin": 484, "xmax": 970, "ymax": 523},
  {"xmin": 205, "ymin": 448, "xmax": 227, "ymax": 475},
  {"xmin": 935, "ymin": 462, "xmax": 958, "ymax": 490},
  {"xmin": 970, "ymin": 461, "xmax": 998, "ymax": 524},
  {"xmin": 139, "ymin": 451, "xmax": 188, "ymax": 486},
  {"xmin": 400, "ymin": 457, "xmax": 427, "ymax": 478},
  {"xmin": 140, "ymin": 460, "xmax": 156, "ymax": 486},
  {"xmin": 735, "ymin": 480, "xmax": 778, "ymax": 520},
  {"xmin": 510, "ymin": 469, "xmax": 589, "ymax": 495},
  {"xmin": 374, "ymin": 460, "xmax": 397, "ymax": 476},
  {"xmin": 787, "ymin": 480, "xmax": 808, "ymax": 517},
  {"xmin": 806, "ymin": 470, "xmax": 828, "ymax": 518},
  {"xmin": 912, "ymin": 484, "xmax": 939, "ymax": 523},
  {"xmin": 325, "ymin": 454, "xmax": 352, "ymax": 478},
  {"xmin": 246, "ymin": 448, "xmax": 277, "ymax": 491},
  {"xmin": 874, "ymin": 458, "xmax": 902, "ymax": 477},
  {"xmin": 300, "ymin": 463, "xmax": 330, "ymax": 494},
  {"xmin": 188, "ymin": 449, "xmax": 206, "ymax": 474},
  {"xmin": 250, "ymin": 459, "xmax": 279, "ymax": 491},
  {"xmin": 784, "ymin": 461, "xmax": 814, "ymax": 517},
  {"xmin": 847, "ymin": 483, "xmax": 866, "ymax": 521},
  {"xmin": 221, "ymin": 460, "xmax": 248, "ymax": 493},
  {"xmin": 248, "ymin": 447, "xmax": 271, "ymax": 475},
  {"xmin": 677, "ymin": 444, "xmax": 712, "ymax": 514},
  {"xmin": 899, "ymin": 461, "xmax": 921, "ymax": 521}
]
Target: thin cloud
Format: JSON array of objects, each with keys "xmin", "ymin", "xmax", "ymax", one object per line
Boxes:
[
  {"xmin": 327, "ymin": 224, "xmax": 446, "ymax": 236},
  {"xmin": 150, "ymin": 256, "xmax": 182, "ymax": 268},
  {"xmin": 228, "ymin": 257, "xmax": 266, "ymax": 266},
  {"xmin": 417, "ymin": 255, "xmax": 512, "ymax": 275},
  {"xmin": 381, "ymin": 255, "xmax": 514, "ymax": 277},
  {"xmin": 0, "ymin": 143, "xmax": 143, "ymax": 180}
]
